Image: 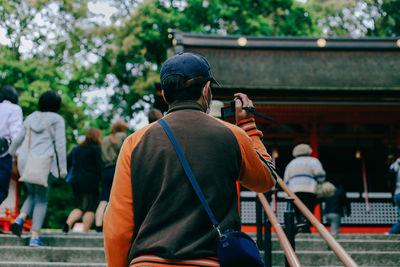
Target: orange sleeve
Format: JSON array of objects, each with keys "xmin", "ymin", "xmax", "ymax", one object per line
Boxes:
[
  {"xmin": 103, "ymin": 126, "xmax": 150, "ymax": 267},
  {"xmin": 225, "ymin": 118, "xmax": 276, "ymax": 192}
]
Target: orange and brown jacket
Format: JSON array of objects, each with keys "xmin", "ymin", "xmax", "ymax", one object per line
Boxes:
[{"xmin": 104, "ymin": 101, "xmax": 276, "ymax": 267}]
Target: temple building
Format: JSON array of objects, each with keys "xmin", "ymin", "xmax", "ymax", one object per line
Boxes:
[{"xmin": 154, "ymin": 31, "xmax": 400, "ymax": 231}]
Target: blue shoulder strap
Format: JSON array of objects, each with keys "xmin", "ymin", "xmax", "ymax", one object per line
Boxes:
[{"xmin": 158, "ymin": 118, "xmax": 219, "ymax": 228}]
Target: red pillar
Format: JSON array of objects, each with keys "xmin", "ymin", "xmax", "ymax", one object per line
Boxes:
[
  {"xmin": 310, "ymin": 122, "xmax": 319, "ymax": 157},
  {"xmin": 310, "ymin": 121, "xmax": 321, "ymax": 230},
  {"xmin": 397, "ymin": 125, "xmax": 400, "ymax": 146}
]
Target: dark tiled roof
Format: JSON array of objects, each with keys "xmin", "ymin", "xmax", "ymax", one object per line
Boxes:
[{"xmin": 173, "ymin": 31, "xmax": 400, "ymax": 91}]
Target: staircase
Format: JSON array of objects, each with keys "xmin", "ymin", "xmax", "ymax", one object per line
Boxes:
[
  {"xmin": 265, "ymin": 233, "xmax": 400, "ymax": 266},
  {"xmin": 1, "ymin": 232, "xmax": 400, "ymax": 266},
  {"xmin": 0, "ymin": 232, "xmax": 106, "ymax": 266}
]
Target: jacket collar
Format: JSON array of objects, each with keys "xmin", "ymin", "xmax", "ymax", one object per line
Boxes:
[{"xmin": 167, "ymin": 101, "xmax": 206, "ymax": 114}]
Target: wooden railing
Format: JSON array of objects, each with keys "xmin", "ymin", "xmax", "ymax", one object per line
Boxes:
[
  {"xmin": 257, "ymin": 193, "xmax": 301, "ymax": 267},
  {"xmin": 276, "ymin": 176, "xmax": 358, "ymax": 267}
]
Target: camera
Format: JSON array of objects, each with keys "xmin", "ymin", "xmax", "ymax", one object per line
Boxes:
[
  {"xmin": 221, "ymin": 100, "xmax": 237, "ymax": 119},
  {"xmin": 221, "ymin": 100, "xmax": 256, "ymax": 119}
]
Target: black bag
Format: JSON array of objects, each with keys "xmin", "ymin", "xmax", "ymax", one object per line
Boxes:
[
  {"xmin": 0, "ymin": 137, "xmax": 11, "ymax": 154},
  {"xmin": 217, "ymin": 230, "xmax": 264, "ymax": 267}
]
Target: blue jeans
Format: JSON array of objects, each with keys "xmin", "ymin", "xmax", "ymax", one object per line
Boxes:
[
  {"xmin": 0, "ymin": 154, "xmax": 12, "ymax": 205},
  {"xmin": 325, "ymin": 213, "xmax": 341, "ymax": 236},
  {"xmin": 20, "ymin": 176, "xmax": 52, "ymax": 231},
  {"xmin": 389, "ymin": 193, "xmax": 400, "ymax": 234}
]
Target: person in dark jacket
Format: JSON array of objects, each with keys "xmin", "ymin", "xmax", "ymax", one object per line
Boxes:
[
  {"xmin": 323, "ymin": 178, "xmax": 350, "ymax": 237},
  {"xmin": 103, "ymin": 52, "xmax": 277, "ymax": 267},
  {"xmin": 63, "ymin": 128, "xmax": 102, "ymax": 233}
]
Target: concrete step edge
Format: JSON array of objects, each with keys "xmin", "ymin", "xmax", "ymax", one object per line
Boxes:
[
  {"xmin": 0, "ymin": 262, "xmax": 106, "ymax": 266},
  {"xmin": 0, "ymin": 245, "xmax": 104, "ymax": 251}
]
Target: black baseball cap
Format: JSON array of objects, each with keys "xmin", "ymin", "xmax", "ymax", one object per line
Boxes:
[{"xmin": 160, "ymin": 52, "xmax": 220, "ymax": 89}]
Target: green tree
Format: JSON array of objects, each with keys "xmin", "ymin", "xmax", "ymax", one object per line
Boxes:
[
  {"xmin": 96, "ymin": 0, "xmax": 315, "ymax": 120},
  {"xmin": 370, "ymin": 0, "xmax": 400, "ymax": 36},
  {"xmin": 302, "ymin": 0, "xmax": 380, "ymax": 37},
  {"xmin": 0, "ymin": 0, "xmax": 95, "ymax": 229}
]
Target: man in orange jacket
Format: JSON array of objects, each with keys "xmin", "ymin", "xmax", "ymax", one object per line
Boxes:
[{"xmin": 104, "ymin": 52, "xmax": 276, "ymax": 267}]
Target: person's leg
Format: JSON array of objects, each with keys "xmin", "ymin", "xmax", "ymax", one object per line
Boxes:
[
  {"xmin": 0, "ymin": 154, "xmax": 12, "ymax": 205},
  {"xmin": 95, "ymin": 201, "xmax": 108, "ymax": 230},
  {"xmin": 295, "ymin": 192, "xmax": 316, "ymax": 232},
  {"xmin": 30, "ymin": 182, "xmax": 51, "ymax": 241},
  {"xmin": 19, "ymin": 183, "xmax": 35, "ymax": 218},
  {"xmin": 66, "ymin": 208, "xmax": 83, "ymax": 229},
  {"xmin": 389, "ymin": 194, "xmax": 400, "ymax": 234},
  {"xmin": 294, "ymin": 192, "xmax": 305, "ymax": 225},
  {"xmin": 11, "ymin": 182, "xmax": 34, "ymax": 237},
  {"xmin": 328, "ymin": 213, "xmax": 341, "ymax": 237},
  {"xmin": 96, "ymin": 166, "xmax": 114, "ymax": 231},
  {"xmin": 82, "ymin": 211, "xmax": 95, "ymax": 232},
  {"xmin": 388, "ymin": 222, "xmax": 400, "ymax": 234}
]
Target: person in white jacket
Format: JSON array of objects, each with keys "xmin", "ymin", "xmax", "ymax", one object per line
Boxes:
[
  {"xmin": 9, "ymin": 90, "xmax": 67, "ymax": 246},
  {"xmin": 284, "ymin": 143, "xmax": 326, "ymax": 233},
  {"xmin": 0, "ymin": 86, "xmax": 23, "ymax": 206}
]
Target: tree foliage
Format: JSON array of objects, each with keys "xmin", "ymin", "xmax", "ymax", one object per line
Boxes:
[
  {"xmin": 96, "ymin": 0, "xmax": 314, "ymax": 121},
  {"xmin": 371, "ymin": 0, "xmax": 400, "ymax": 36}
]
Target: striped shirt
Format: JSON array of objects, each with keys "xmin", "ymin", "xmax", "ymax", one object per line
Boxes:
[{"xmin": 130, "ymin": 255, "xmax": 220, "ymax": 266}]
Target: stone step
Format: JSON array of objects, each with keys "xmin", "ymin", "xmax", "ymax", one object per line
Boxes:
[
  {"xmin": 294, "ymin": 233, "xmax": 400, "ymax": 240},
  {"xmin": 269, "ymin": 238, "xmax": 400, "ymax": 252},
  {"xmin": 267, "ymin": 250, "xmax": 400, "ymax": 266},
  {"xmin": 0, "ymin": 262, "xmax": 107, "ymax": 267},
  {"xmin": 0, "ymin": 246, "xmax": 106, "ymax": 263},
  {"xmin": 2, "ymin": 232, "xmax": 399, "ymax": 266},
  {"xmin": 3, "ymin": 233, "xmax": 398, "ymax": 252},
  {"xmin": 2, "ymin": 247, "xmax": 398, "ymax": 267},
  {"xmin": 0, "ymin": 234, "xmax": 104, "ymax": 247}
]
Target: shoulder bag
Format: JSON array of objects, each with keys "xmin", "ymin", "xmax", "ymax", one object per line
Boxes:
[
  {"xmin": 158, "ymin": 118, "xmax": 264, "ymax": 267},
  {"xmin": 19, "ymin": 113, "xmax": 60, "ymax": 187},
  {"xmin": 315, "ymin": 180, "xmax": 336, "ymax": 198},
  {"xmin": 66, "ymin": 145, "xmax": 78, "ymax": 184}
]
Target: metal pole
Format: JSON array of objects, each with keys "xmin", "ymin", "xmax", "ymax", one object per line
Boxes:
[
  {"xmin": 361, "ymin": 156, "xmax": 370, "ymax": 212},
  {"xmin": 256, "ymin": 197, "xmax": 264, "ymax": 249},
  {"xmin": 264, "ymin": 191, "xmax": 273, "ymax": 267},
  {"xmin": 284, "ymin": 198, "xmax": 296, "ymax": 267},
  {"xmin": 264, "ymin": 216, "xmax": 272, "ymax": 267}
]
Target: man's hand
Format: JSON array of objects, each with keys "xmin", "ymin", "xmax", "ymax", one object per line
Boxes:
[{"xmin": 234, "ymin": 93, "xmax": 255, "ymax": 123}]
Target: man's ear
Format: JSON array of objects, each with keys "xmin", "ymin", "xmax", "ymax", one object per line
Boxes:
[
  {"xmin": 161, "ymin": 90, "xmax": 168, "ymax": 104},
  {"xmin": 203, "ymin": 81, "xmax": 211, "ymax": 98}
]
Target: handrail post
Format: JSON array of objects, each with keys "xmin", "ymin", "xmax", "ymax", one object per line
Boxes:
[
  {"xmin": 263, "ymin": 191, "xmax": 273, "ymax": 267},
  {"xmin": 256, "ymin": 197, "xmax": 264, "ymax": 249},
  {"xmin": 284, "ymin": 197, "xmax": 296, "ymax": 267},
  {"xmin": 264, "ymin": 216, "xmax": 272, "ymax": 267}
]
